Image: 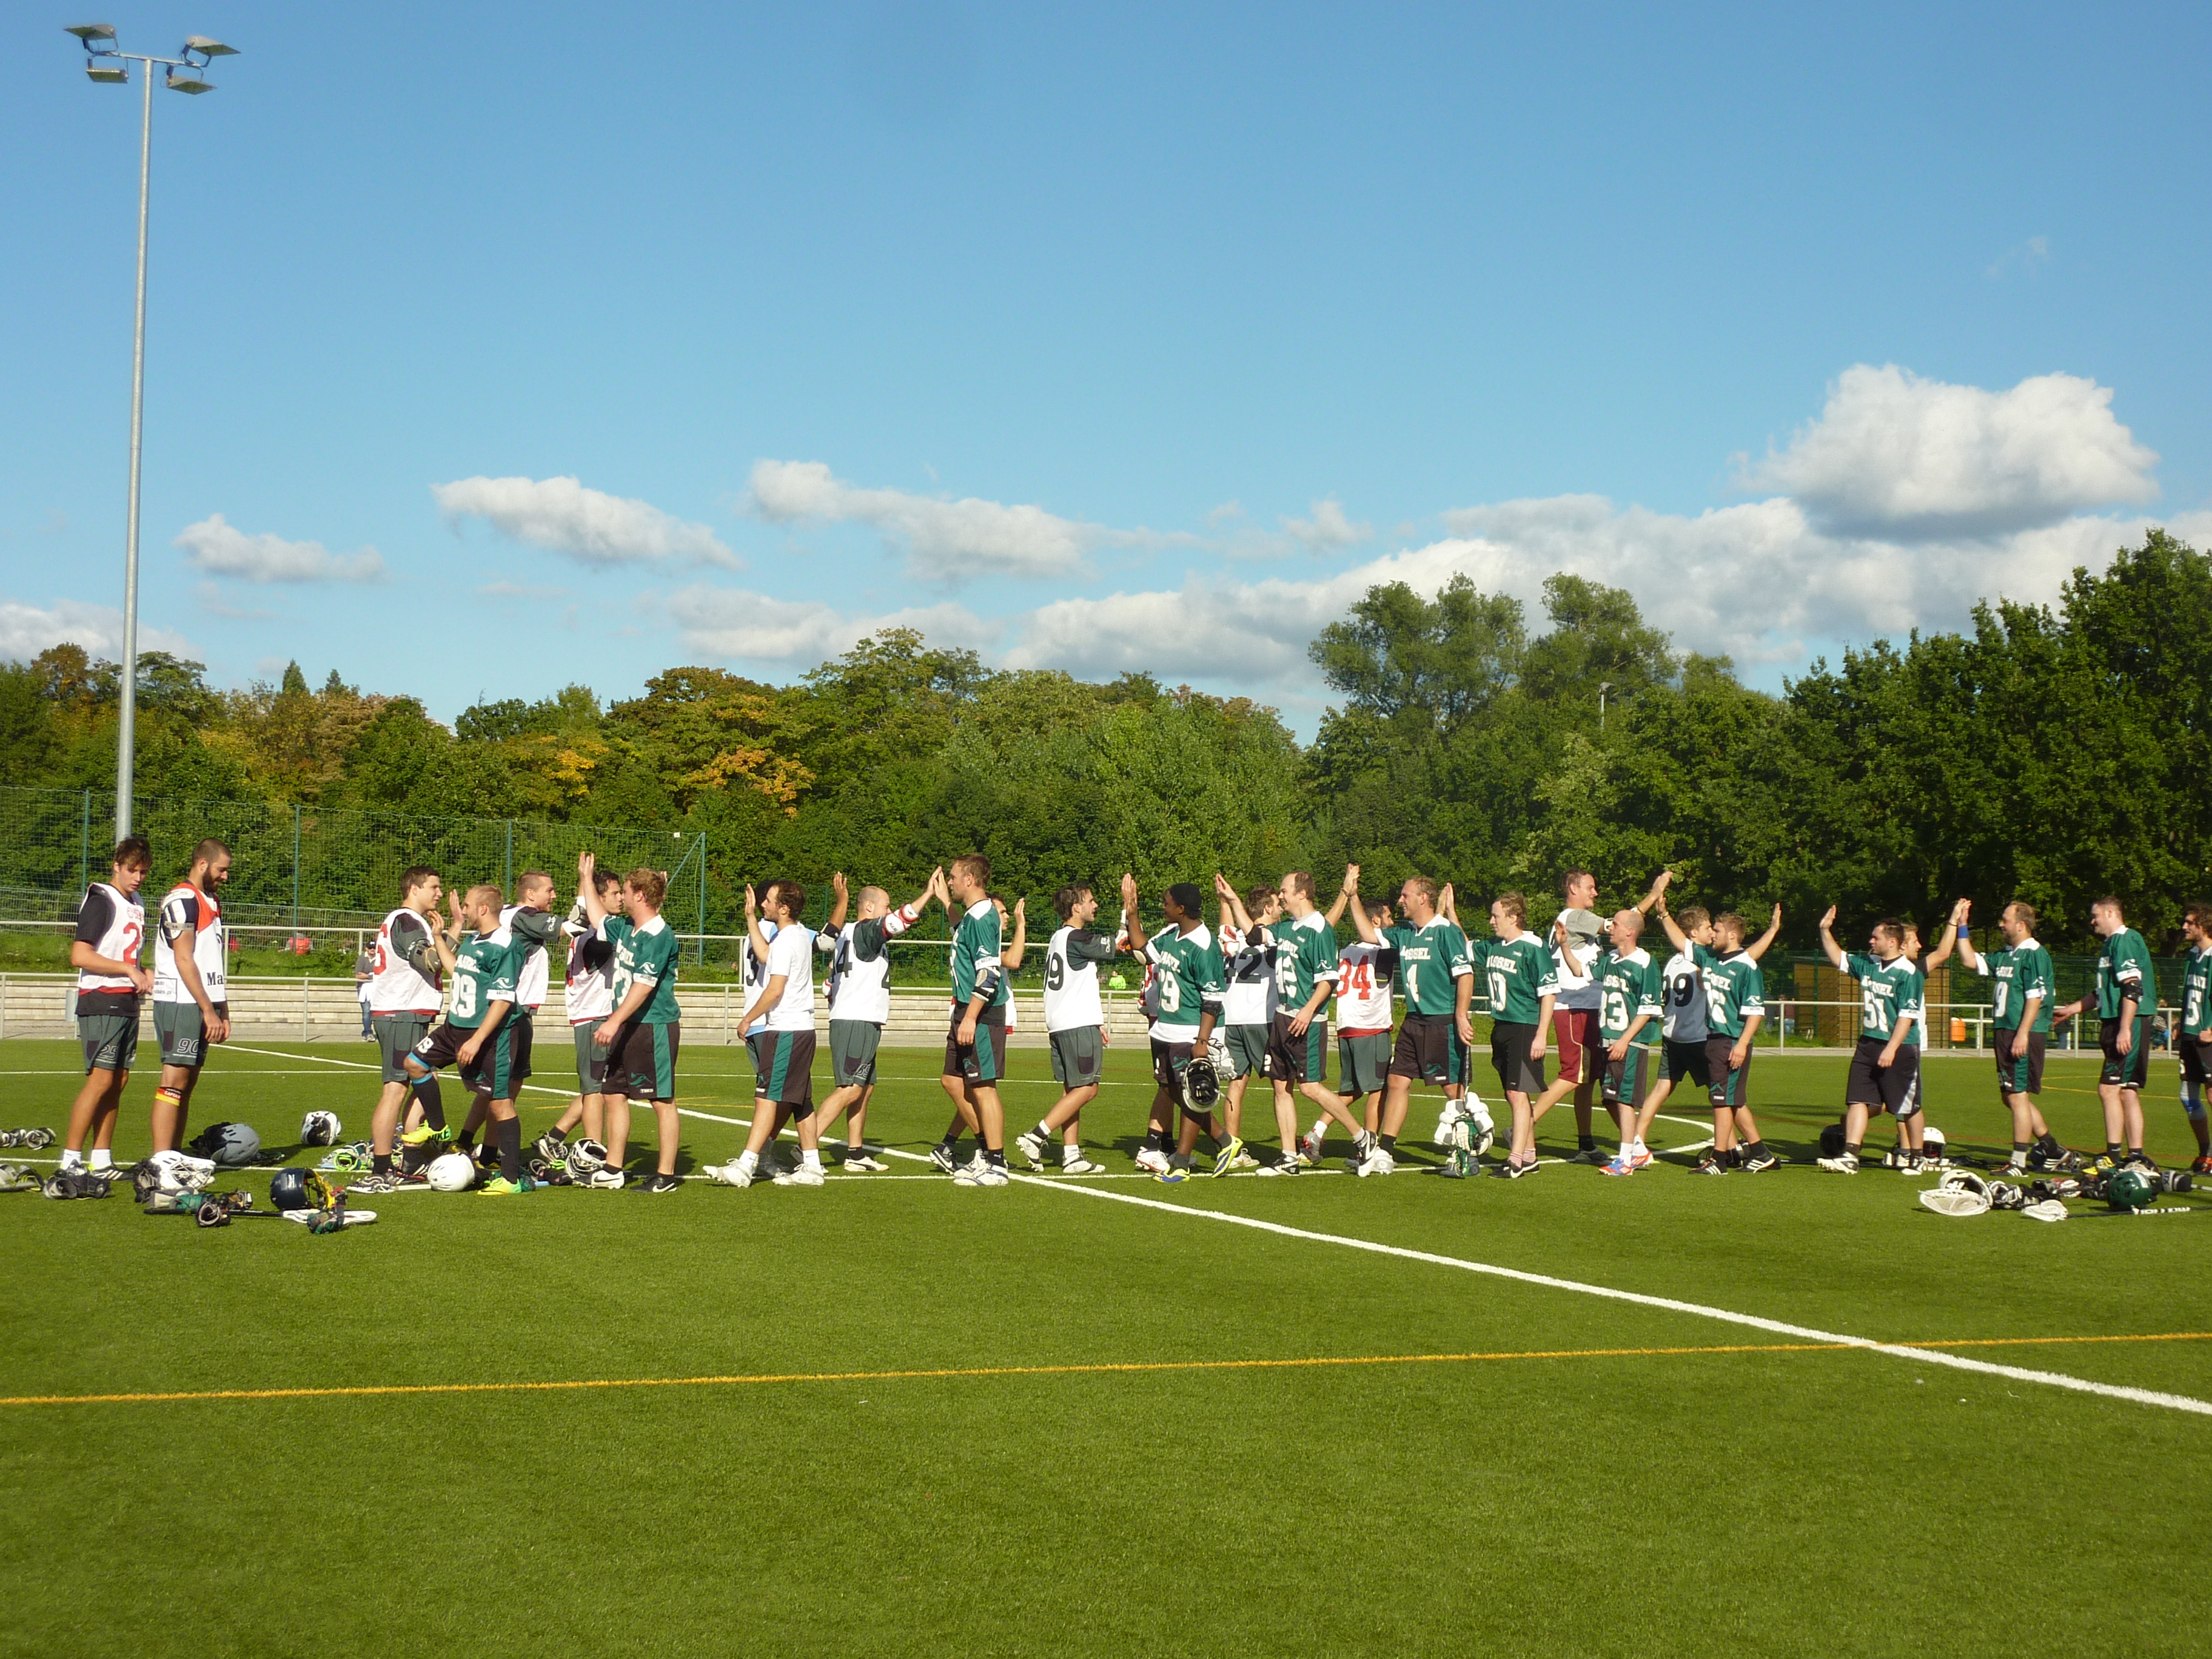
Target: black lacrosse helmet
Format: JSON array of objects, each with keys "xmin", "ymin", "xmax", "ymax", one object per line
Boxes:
[
  {"xmin": 1818, "ymin": 1122, "xmax": 1846, "ymax": 1158},
  {"xmin": 1184, "ymin": 1057, "xmax": 1221, "ymax": 1107},
  {"xmin": 269, "ymin": 1168, "xmax": 310, "ymax": 1211}
]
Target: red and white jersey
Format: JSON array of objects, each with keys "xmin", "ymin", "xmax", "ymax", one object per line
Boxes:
[
  {"xmin": 367, "ymin": 907, "xmax": 443, "ymax": 1015},
  {"xmin": 153, "ymin": 882, "xmax": 227, "ymax": 1005},
  {"xmin": 565, "ymin": 919, "xmax": 615, "ymax": 1025},
  {"xmin": 73, "ymin": 882, "xmax": 145, "ymax": 1006},
  {"xmin": 1334, "ymin": 941, "xmax": 1395, "ymax": 1035}
]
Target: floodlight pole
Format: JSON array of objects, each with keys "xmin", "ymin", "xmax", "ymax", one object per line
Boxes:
[
  {"xmin": 69, "ymin": 27, "xmax": 237, "ymax": 839},
  {"xmin": 117, "ymin": 61, "xmax": 152, "ymax": 839}
]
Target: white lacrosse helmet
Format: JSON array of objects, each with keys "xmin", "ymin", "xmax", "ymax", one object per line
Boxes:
[
  {"xmin": 149, "ymin": 1148, "xmax": 216, "ymax": 1193},
  {"xmin": 300, "ymin": 1110, "xmax": 343, "ymax": 1147},
  {"xmin": 563, "ymin": 1138, "xmax": 609, "ymax": 1175},
  {"xmin": 1919, "ymin": 1170, "xmax": 1991, "ymax": 1216},
  {"xmin": 426, "ymin": 1151, "xmax": 477, "ymax": 1193}
]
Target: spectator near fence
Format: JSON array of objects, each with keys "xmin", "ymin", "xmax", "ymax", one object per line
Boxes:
[{"xmin": 354, "ymin": 948, "xmax": 375, "ymax": 1039}]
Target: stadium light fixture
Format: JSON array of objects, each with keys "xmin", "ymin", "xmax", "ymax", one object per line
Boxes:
[{"xmin": 64, "ymin": 25, "xmax": 241, "ymax": 838}]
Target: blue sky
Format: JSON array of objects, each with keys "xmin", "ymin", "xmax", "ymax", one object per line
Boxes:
[{"xmin": 4, "ymin": 1, "xmax": 2207, "ymax": 734}]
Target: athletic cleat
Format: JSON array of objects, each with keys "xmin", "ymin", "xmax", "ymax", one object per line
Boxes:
[
  {"xmin": 928, "ymin": 1144, "xmax": 961, "ymax": 1176},
  {"xmin": 1058, "ymin": 1155, "xmax": 1105, "ymax": 1175},
  {"xmin": 772, "ymin": 1165, "xmax": 826, "ymax": 1188},
  {"xmin": 1627, "ymin": 1145, "xmax": 1654, "ymax": 1170},
  {"xmin": 2193, "ymin": 1156, "xmax": 2212, "ymax": 1176},
  {"xmin": 1497, "ymin": 1157, "xmax": 1535, "ymax": 1180},
  {"xmin": 842, "ymin": 1151, "xmax": 889, "ymax": 1173},
  {"xmin": 1133, "ymin": 1146, "xmax": 1171, "ymax": 1175},
  {"xmin": 2002, "ymin": 1157, "xmax": 2030, "ymax": 1176},
  {"xmin": 1015, "ymin": 1127, "xmax": 1053, "ymax": 1170},
  {"xmin": 1599, "ymin": 1156, "xmax": 1634, "ymax": 1177},
  {"xmin": 703, "ymin": 1161, "xmax": 753, "ymax": 1188},
  {"xmin": 637, "ymin": 1172, "xmax": 682, "ymax": 1194},
  {"xmin": 956, "ymin": 1161, "xmax": 1010, "ymax": 1188},
  {"xmin": 1816, "ymin": 1153, "xmax": 1860, "ymax": 1174},
  {"xmin": 1694, "ymin": 1154, "xmax": 1728, "ymax": 1175},
  {"xmin": 1255, "ymin": 1158, "xmax": 1301, "ymax": 1176},
  {"xmin": 1210, "ymin": 1136, "xmax": 1247, "ymax": 1178},
  {"xmin": 1567, "ymin": 1146, "xmax": 1608, "ymax": 1165},
  {"xmin": 1298, "ymin": 1127, "xmax": 1327, "ymax": 1164},
  {"xmin": 531, "ymin": 1131, "xmax": 568, "ymax": 1164},
  {"xmin": 1154, "ymin": 1167, "xmax": 1188, "ymax": 1184},
  {"xmin": 585, "ymin": 1168, "xmax": 627, "ymax": 1190},
  {"xmin": 479, "ymin": 1175, "xmax": 536, "ymax": 1196},
  {"xmin": 1356, "ymin": 1146, "xmax": 1396, "ymax": 1178},
  {"xmin": 398, "ymin": 1123, "xmax": 454, "ymax": 1150},
  {"xmin": 1740, "ymin": 1149, "xmax": 1781, "ymax": 1173},
  {"xmin": 349, "ymin": 1171, "xmax": 401, "ymax": 1195},
  {"xmin": 1229, "ymin": 1146, "xmax": 1260, "ymax": 1171},
  {"xmin": 2122, "ymin": 1151, "xmax": 2157, "ymax": 1172}
]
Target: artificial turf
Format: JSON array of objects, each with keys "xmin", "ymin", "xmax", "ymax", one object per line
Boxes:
[{"xmin": 1, "ymin": 1037, "xmax": 2207, "ymax": 1658}]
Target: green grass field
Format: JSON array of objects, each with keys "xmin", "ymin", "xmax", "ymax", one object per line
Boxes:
[{"xmin": 2, "ymin": 1037, "xmax": 2207, "ymax": 1658}]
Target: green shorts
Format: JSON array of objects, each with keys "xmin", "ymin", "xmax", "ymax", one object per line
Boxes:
[
  {"xmin": 373, "ymin": 1012, "xmax": 434, "ymax": 1085},
  {"xmin": 829, "ymin": 1019, "xmax": 882, "ymax": 1089},
  {"xmin": 945, "ymin": 1011, "xmax": 1007, "ymax": 1087},
  {"xmin": 573, "ymin": 1019, "xmax": 609, "ymax": 1093},
  {"xmin": 153, "ymin": 1000, "xmax": 221, "ymax": 1068},
  {"xmin": 1603, "ymin": 1043, "xmax": 1655, "ymax": 1108},
  {"xmin": 1337, "ymin": 1031, "xmax": 1392, "ymax": 1099},
  {"xmin": 1049, "ymin": 1025, "xmax": 1104, "ymax": 1089},
  {"xmin": 78, "ymin": 1010, "xmax": 139, "ymax": 1074},
  {"xmin": 1223, "ymin": 1024, "xmax": 1270, "ymax": 1079}
]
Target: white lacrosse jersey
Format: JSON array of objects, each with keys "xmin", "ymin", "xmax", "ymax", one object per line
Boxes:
[
  {"xmin": 500, "ymin": 905, "xmax": 550, "ymax": 1010},
  {"xmin": 152, "ymin": 882, "xmax": 227, "ymax": 1005},
  {"xmin": 367, "ymin": 907, "xmax": 443, "ymax": 1015},
  {"xmin": 818, "ymin": 902, "xmax": 918, "ymax": 1025},
  {"xmin": 1335, "ymin": 940, "xmax": 1394, "ymax": 1034},
  {"xmin": 742, "ymin": 919, "xmax": 779, "ymax": 1036},
  {"xmin": 563, "ymin": 919, "xmax": 615, "ymax": 1024},
  {"xmin": 1552, "ymin": 908, "xmax": 1603, "ymax": 1011},
  {"xmin": 762, "ymin": 919, "xmax": 814, "ymax": 1031},
  {"xmin": 73, "ymin": 882, "xmax": 145, "ymax": 1008},
  {"xmin": 1044, "ymin": 924, "xmax": 1114, "ymax": 1033},
  {"xmin": 1219, "ymin": 924, "xmax": 1278, "ymax": 1025},
  {"xmin": 1661, "ymin": 948, "xmax": 1711, "ymax": 1043}
]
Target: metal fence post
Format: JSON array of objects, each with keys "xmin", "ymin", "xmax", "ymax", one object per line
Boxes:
[
  {"xmin": 79, "ymin": 790, "xmax": 90, "ymax": 894},
  {"xmin": 697, "ymin": 831, "xmax": 708, "ymax": 964},
  {"xmin": 504, "ymin": 820, "xmax": 514, "ymax": 895}
]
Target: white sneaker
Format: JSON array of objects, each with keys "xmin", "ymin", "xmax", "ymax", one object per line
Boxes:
[
  {"xmin": 1133, "ymin": 1147, "xmax": 1170, "ymax": 1175},
  {"xmin": 585, "ymin": 1168, "xmax": 626, "ymax": 1190},
  {"xmin": 1058, "ymin": 1155, "xmax": 1105, "ymax": 1175},
  {"xmin": 964, "ymin": 1150, "xmax": 987, "ymax": 1176},
  {"xmin": 772, "ymin": 1164, "xmax": 826, "ymax": 1187},
  {"xmin": 842, "ymin": 1152, "xmax": 888, "ymax": 1173},
  {"xmin": 1015, "ymin": 1127, "xmax": 1052, "ymax": 1170},
  {"xmin": 705, "ymin": 1161, "xmax": 754, "ymax": 1188},
  {"xmin": 955, "ymin": 1161, "xmax": 1010, "ymax": 1187},
  {"xmin": 1255, "ymin": 1159, "xmax": 1301, "ymax": 1177},
  {"xmin": 1357, "ymin": 1146, "xmax": 1397, "ymax": 1179},
  {"xmin": 1299, "ymin": 1124, "xmax": 1327, "ymax": 1163},
  {"xmin": 1816, "ymin": 1153, "xmax": 1859, "ymax": 1175},
  {"xmin": 1228, "ymin": 1146, "xmax": 1259, "ymax": 1171}
]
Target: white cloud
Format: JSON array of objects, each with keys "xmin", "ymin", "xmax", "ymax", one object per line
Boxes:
[
  {"xmin": 748, "ymin": 459, "xmax": 1105, "ymax": 583},
  {"xmin": 1281, "ymin": 496, "xmax": 1372, "ymax": 551},
  {"xmin": 1987, "ymin": 234, "xmax": 2051, "ymax": 279},
  {"xmin": 478, "ymin": 580, "xmax": 570, "ymax": 600},
  {"xmin": 432, "ymin": 476, "xmax": 737, "ymax": 568},
  {"xmin": 665, "ymin": 583, "xmax": 996, "ymax": 664},
  {"xmin": 0, "ymin": 599, "xmax": 194, "ymax": 664},
  {"xmin": 175, "ymin": 514, "xmax": 385, "ymax": 583},
  {"xmin": 1738, "ymin": 365, "xmax": 2157, "ymax": 538}
]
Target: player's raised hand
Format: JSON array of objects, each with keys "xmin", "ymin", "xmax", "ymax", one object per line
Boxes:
[
  {"xmin": 578, "ymin": 850, "xmax": 594, "ymax": 880},
  {"xmin": 1013, "ymin": 897, "xmax": 1026, "ymax": 924},
  {"xmin": 832, "ymin": 871, "xmax": 848, "ymax": 900},
  {"xmin": 1647, "ymin": 870, "xmax": 1673, "ymax": 899},
  {"xmin": 1771, "ymin": 902, "xmax": 1784, "ymax": 930},
  {"xmin": 1342, "ymin": 863, "xmax": 1359, "ymax": 894},
  {"xmin": 1121, "ymin": 871, "xmax": 1139, "ymax": 909},
  {"xmin": 743, "ymin": 884, "xmax": 758, "ymax": 920},
  {"xmin": 1213, "ymin": 872, "xmax": 1235, "ymax": 902},
  {"xmin": 1819, "ymin": 905, "xmax": 1838, "ymax": 931},
  {"xmin": 1949, "ymin": 897, "xmax": 1971, "ymax": 927}
]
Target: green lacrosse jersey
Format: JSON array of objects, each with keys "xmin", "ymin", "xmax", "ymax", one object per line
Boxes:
[
  {"xmin": 1595, "ymin": 948, "xmax": 1663, "ymax": 1047},
  {"xmin": 1704, "ymin": 950, "xmax": 1766, "ymax": 1040},
  {"xmin": 605, "ymin": 913, "xmax": 683, "ymax": 1024},
  {"xmin": 2183, "ymin": 944, "xmax": 2212, "ymax": 1039},
  {"xmin": 1145, "ymin": 923, "xmax": 1226, "ymax": 1039},
  {"xmin": 1966, "ymin": 940, "xmax": 2054, "ymax": 1033},
  {"xmin": 1270, "ymin": 911, "xmax": 1341, "ymax": 1011},
  {"xmin": 1380, "ymin": 918, "xmax": 1473, "ymax": 1017},
  {"xmin": 2094, "ymin": 927, "xmax": 2156, "ymax": 1019},
  {"xmin": 1845, "ymin": 953, "xmax": 1921, "ymax": 1042},
  {"xmin": 447, "ymin": 928, "xmax": 525, "ymax": 1030},
  {"xmin": 1476, "ymin": 933, "xmax": 1558, "ymax": 1024},
  {"xmin": 950, "ymin": 899, "xmax": 1011, "ymax": 1012}
]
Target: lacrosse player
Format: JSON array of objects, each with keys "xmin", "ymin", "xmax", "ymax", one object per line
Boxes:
[
  {"xmin": 1015, "ymin": 883, "xmax": 1121, "ymax": 1173},
  {"xmin": 1125, "ymin": 873, "xmax": 1228, "ymax": 1179},
  {"xmin": 149, "ymin": 838, "xmax": 231, "ymax": 1155},
  {"xmin": 811, "ymin": 870, "xmax": 932, "ymax": 1171},
  {"xmin": 1346, "ymin": 874, "xmax": 1474, "ymax": 1177},
  {"xmin": 1814, "ymin": 909, "xmax": 1924, "ymax": 1173},
  {"xmin": 1952, "ymin": 899, "xmax": 2066, "ymax": 1175},
  {"xmin": 2053, "ymin": 896, "xmax": 2160, "ymax": 1171},
  {"xmin": 59, "ymin": 838, "xmax": 152, "ymax": 1176},
  {"xmin": 591, "ymin": 866, "xmax": 685, "ymax": 1193}
]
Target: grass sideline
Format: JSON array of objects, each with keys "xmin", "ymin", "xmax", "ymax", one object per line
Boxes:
[{"xmin": 2, "ymin": 1039, "xmax": 2208, "ymax": 1657}]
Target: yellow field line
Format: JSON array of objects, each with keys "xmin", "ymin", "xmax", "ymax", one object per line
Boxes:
[{"xmin": 5, "ymin": 1332, "xmax": 2206, "ymax": 1409}]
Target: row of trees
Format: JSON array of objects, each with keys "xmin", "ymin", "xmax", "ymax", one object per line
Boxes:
[{"xmin": 3, "ymin": 531, "xmax": 2205, "ymax": 950}]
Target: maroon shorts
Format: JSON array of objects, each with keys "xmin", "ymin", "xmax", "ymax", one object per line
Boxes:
[{"xmin": 1551, "ymin": 1008, "xmax": 1596, "ymax": 1085}]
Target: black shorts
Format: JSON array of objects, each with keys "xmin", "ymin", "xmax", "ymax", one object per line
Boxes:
[
  {"xmin": 606, "ymin": 1021, "xmax": 680, "ymax": 1101},
  {"xmin": 411, "ymin": 1018, "xmax": 532, "ymax": 1099},
  {"xmin": 1604, "ymin": 1044, "xmax": 1655, "ymax": 1108},
  {"xmin": 1151, "ymin": 1037, "xmax": 1196, "ymax": 1105},
  {"xmin": 2098, "ymin": 1017, "xmax": 2150, "ymax": 1090},
  {"xmin": 1490, "ymin": 1021, "xmax": 1546, "ymax": 1095},
  {"xmin": 753, "ymin": 1028, "xmax": 816, "ymax": 1110},
  {"xmin": 1706, "ymin": 1036, "xmax": 1751, "ymax": 1110},
  {"xmin": 1392, "ymin": 1013, "xmax": 1468, "ymax": 1087},
  {"xmin": 1265, "ymin": 1014, "xmax": 1329, "ymax": 1085},
  {"xmin": 1846, "ymin": 1036, "xmax": 1920, "ymax": 1117},
  {"xmin": 2181, "ymin": 1036, "xmax": 2212, "ymax": 1088},
  {"xmin": 1663, "ymin": 1038, "xmax": 1711, "ymax": 1089},
  {"xmin": 1994, "ymin": 1028, "xmax": 2045, "ymax": 1097},
  {"xmin": 943, "ymin": 1011, "xmax": 1007, "ymax": 1086}
]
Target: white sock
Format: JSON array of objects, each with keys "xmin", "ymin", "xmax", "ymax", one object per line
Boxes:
[
  {"xmin": 1061, "ymin": 1144, "xmax": 1082, "ymax": 1164},
  {"xmin": 736, "ymin": 1149, "xmax": 757, "ymax": 1173},
  {"xmin": 1310, "ymin": 1116, "xmax": 1328, "ymax": 1140},
  {"xmin": 801, "ymin": 1149, "xmax": 822, "ymax": 1171},
  {"xmin": 89, "ymin": 1150, "xmax": 112, "ymax": 1171},
  {"xmin": 58, "ymin": 1149, "xmax": 83, "ymax": 1171}
]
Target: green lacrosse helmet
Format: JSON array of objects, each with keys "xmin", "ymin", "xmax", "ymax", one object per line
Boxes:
[{"xmin": 2105, "ymin": 1167, "xmax": 2157, "ymax": 1211}]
